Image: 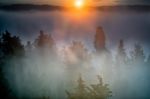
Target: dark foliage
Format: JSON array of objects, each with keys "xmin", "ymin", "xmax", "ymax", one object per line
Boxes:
[
  {"xmin": 0, "ymin": 30, "xmax": 25, "ymax": 98},
  {"xmin": 35, "ymin": 30, "xmax": 54, "ymax": 49},
  {"xmin": 94, "ymin": 26, "xmax": 106, "ymax": 52},
  {"xmin": 1, "ymin": 30, "xmax": 24, "ymax": 57},
  {"xmin": 131, "ymin": 43, "xmax": 145, "ymax": 63},
  {"xmin": 66, "ymin": 75, "xmax": 112, "ymax": 99}
]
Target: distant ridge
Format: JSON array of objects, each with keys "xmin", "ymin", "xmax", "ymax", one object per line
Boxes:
[
  {"xmin": 0, "ymin": 4, "xmax": 66, "ymax": 11},
  {"xmin": 0, "ymin": 4, "xmax": 150, "ymax": 12}
]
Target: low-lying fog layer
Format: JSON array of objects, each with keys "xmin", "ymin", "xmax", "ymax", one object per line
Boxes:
[
  {"xmin": 0, "ymin": 10, "xmax": 150, "ymax": 99},
  {"xmin": 3, "ymin": 45, "xmax": 150, "ymax": 99}
]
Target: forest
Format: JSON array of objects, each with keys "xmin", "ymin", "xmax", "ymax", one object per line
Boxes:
[{"xmin": 0, "ymin": 27, "xmax": 150, "ymax": 99}]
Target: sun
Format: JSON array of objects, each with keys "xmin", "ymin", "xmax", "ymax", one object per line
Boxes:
[{"xmin": 75, "ymin": 0, "xmax": 84, "ymax": 8}]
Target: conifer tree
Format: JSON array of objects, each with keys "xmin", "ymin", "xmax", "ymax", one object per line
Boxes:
[
  {"xmin": 35, "ymin": 30, "xmax": 54, "ymax": 49},
  {"xmin": 25, "ymin": 41, "xmax": 32, "ymax": 51},
  {"xmin": 89, "ymin": 75, "xmax": 112, "ymax": 99},
  {"xmin": 1, "ymin": 30, "xmax": 24, "ymax": 57},
  {"xmin": 94, "ymin": 26, "xmax": 106, "ymax": 52},
  {"xmin": 69, "ymin": 41, "xmax": 89, "ymax": 61},
  {"xmin": 66, "ymin": 75, "xmax": 89, "ymax": 99},
  {"xmin": 66, "ymin": 75, "xmax": 112, "ymax": 99},
  {"xmin": 115, "ymin": 39, "xmax": 128, "ymax": 65},
  {"xmin": 0, "ymin": 31, "xmax": 19, "ymax": 98},
  {"xmin": 131, "ymin": 43, "xmax": 145, "ymax": 64},
  {"xmin": 65, "ymin": 41, "xmax": 91, "ymax": 66}
]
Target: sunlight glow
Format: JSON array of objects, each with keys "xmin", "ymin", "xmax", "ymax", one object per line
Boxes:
[{"xmin": 75, "ymin": 0, "xmax": 84, "ymax": 8}]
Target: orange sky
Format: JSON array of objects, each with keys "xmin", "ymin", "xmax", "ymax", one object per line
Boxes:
[
  {"xmin": 0, "ymin": 0, "xmax": 119, "ymax": 6},
  {"xmin": 0, "ymin": 0, "xmax": 149, "ymax": 6}
]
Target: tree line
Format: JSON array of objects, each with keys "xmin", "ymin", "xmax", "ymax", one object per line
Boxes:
[{"xmin": 0, "ymin": 28, "xmax": 150, "ymax": 99}]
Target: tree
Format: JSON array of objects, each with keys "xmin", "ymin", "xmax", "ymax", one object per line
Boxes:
[
  {"xmin": 69, "ymin": 41, "xmax": 90, "ymax": 62},
  {"xmin": 35, "ymin": 30, "xmax": 54, "ymax": 49},
  {"xmin": 1, "ymin": 30, "xmax": 24, "ymax": 57},
  {"xmin": 94, "ymin": 26, "xmax": 106, "ymax": 52},
  {"xmin": 25, "ymin": 41, "xmax": 32, "ymax": 51},
  {"xmin": 131, "ymin": 43, "xmax": 145, "ymax": 64},
  {"xmin": 66, "ymin": 75, "xmax": 112, "ymax": 99},
  {"xmin": 65, "ymin": 41, "xmax": 91, "ymax": 66},
  {"xmin": 0, "ymin": 31, "xmax": 18, "ymax": 98},
  {"xmin": 115, "ymin": 39, "xmax": 128, "ymax": 65},
  {"xmin": 88, "ymin": 75, "xmax": 112, "ymax": 99},
  {"xmin": 66, "ymin": 75, "xmax": 89, "ymax": 99}
]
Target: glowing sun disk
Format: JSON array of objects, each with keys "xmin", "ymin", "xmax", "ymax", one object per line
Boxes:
[{"xmin": 75, "ymin": 0, "xmax": 84, "ymax": 8}]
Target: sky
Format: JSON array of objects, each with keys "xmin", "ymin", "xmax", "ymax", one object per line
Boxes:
[{"xmin": 0, "ymin": 0, "xmax": 150, "ymax": 6}]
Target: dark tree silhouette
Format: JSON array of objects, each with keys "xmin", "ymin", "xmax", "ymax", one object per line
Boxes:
[
  {"xmin": 131, "ymin": 43, "xmax": 145, "ymax": 64},
  {"xmin": 115, "ymin": 39, "xmax": 128, "ymax": 65},
  {"xmin": 94, "ymin": 26, "xmax": 106, "ymax": 52},
  {"xmin": 66, "ymin": 75, "xmax": 90, "ymax": 99},
  {"xmin": 88, "ymin": 75, "xmax": 112, "ymax": 99},
  {"xmin": 0, "ymin": 30, "xmax": 23, "ymax": 98},
  {"xmin": 35, "ymin": 30, "xmax": 54, "ymax": 49},
  {"xmin": 66, "ymin": 75, "xmax": 112, "ymax": 99},
  {"xmin": 1, "ymin": 30, "xmax": 24, "ymax": 57},
  {"xmin": 25, "ymin": 41, "xmax": 32, "ymax": 52}
]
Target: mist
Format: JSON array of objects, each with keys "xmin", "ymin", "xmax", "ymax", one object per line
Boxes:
[{"xmin": 0, "ymin": 9, "xmax": 150, "ymax": 99}]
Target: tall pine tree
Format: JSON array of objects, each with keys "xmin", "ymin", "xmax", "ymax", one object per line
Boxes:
[{"xmin": 115, "ymin": 39, "xmax": 128, "ymax": 65}]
